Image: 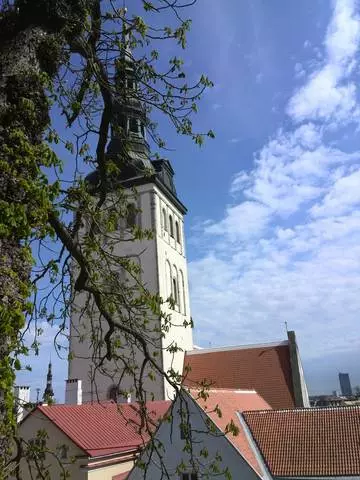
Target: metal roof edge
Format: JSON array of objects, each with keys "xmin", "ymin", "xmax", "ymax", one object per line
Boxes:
[
  {"xmin": 237, "ymin": 411, "xmax": 274, "ymax": 480},
  {"xmin": 186, "ymin": 340, "xmax": 289, "ymax": 355}
]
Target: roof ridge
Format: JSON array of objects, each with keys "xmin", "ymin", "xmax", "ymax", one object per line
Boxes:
[
  {"xmin": 189, "ymin": 388, "xmax": 258, "ymax": 393},
  {"xmin": 186, "ymin": 340, "xmax": 289, "ymax": 355},
  {"xmin": 243, "ymin": 404, "xmax": 360, "ymax": 414}
]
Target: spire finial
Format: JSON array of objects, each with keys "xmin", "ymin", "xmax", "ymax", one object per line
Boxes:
[{"xmin": 43, "ymin": 360, "xmax": 54, "ymax": 403}]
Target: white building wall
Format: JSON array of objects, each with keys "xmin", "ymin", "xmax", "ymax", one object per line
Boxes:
[
  {"xmin": 14, "ymin": 386, "xmax": 30, "ymax": 423},
  {"xmin": 69, "ymin": 182, "xmax": 193, "ymax": 402},
  {"xmin": 127, "ymin": 393, "xmax": 261, "ymax": 480},
  {"xmin": 154, "ymin": 186, "xmax": 193, "ymax": 399}
]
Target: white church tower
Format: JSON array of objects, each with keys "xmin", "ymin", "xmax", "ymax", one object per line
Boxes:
[{"xmin": 67, "ymin": 32, "xmax": 193, "ymax": 403}]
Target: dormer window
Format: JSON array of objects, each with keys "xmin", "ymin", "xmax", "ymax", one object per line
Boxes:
[{"xmin": 169, "ymin": 215, "xmax": 174, "ymax": 237}]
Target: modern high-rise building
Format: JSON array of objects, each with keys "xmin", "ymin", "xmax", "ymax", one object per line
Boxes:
[
  {"xmin": 67, "ymin": 34, "xmax": 193, "ymax": 403},
  {"xmin": 339, "ymin": 372, "xmax": 352, "ymax": 396}
]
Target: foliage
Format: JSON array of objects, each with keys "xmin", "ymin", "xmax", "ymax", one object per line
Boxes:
[{"xmin": 0, "ymin": 0, "xmax": 234, "ymax": 478}]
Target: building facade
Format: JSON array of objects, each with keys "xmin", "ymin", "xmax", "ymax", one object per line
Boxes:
[
  {"xmin": 339, "ymin": 372, "xmax": 352, "ymax": 396},
  {"xmin": 68, "ymin": 37, "xmax": 193, "ymax": 402}
]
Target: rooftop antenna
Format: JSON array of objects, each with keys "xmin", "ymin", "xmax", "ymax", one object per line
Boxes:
[
  {"xmin": 284, "ymin": 321, "xmax": 289, "ymax": 333},
  {"xmin": 36, "ymin": 388, "xmax": 40, "ymax": 403}
]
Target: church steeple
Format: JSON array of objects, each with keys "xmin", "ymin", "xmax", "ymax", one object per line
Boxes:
[
  {"xmin": 106, "ymin": 15, "xmax": 152, "ymax": 178},
  {"xmin": 43, "ymin": 361, "xmax": 54, "ymax": 403}
]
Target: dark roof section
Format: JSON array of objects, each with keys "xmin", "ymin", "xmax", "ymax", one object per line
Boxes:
[
  {"xmin": 86, "ymin": 159, "xmax": 186, "ymax": 215},
  {"xmin": 36, "ymin": 400, "xmax": 170, "ymax": 457},
  {"xmin": 183, "ymin": 342, "xmax": 296, "ymax": 409},
  {"xmin": 243, "ymin": 406, "xmax": 360, "ymax": 477}
]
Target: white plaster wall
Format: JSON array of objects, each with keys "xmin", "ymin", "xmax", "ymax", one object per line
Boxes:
[
  {"xmin": 127, "ymin": 394, "xmax": 260, "ymax": 480},
  {"xmin": 154, "ymin": 186, "xmax": 193, "ymax": 399},
  {"xmin": 87, "ymin": 460, "xmax": 133, "ymax": 480},
  {"xmin": 18, "ymin": 410, "xmax": 86, "ymax": 480},
  {"xmin": 69, "ymin": 183, "xmax": 192, "ymax": 402}
]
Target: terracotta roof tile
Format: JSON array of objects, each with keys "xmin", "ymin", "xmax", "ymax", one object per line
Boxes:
[
  {"xmin": 190, "ymin": 388, "xmax": 271, "ymax": 476},
  {"xmin": 112, "ymin": 472, "xmax": 130, "ymax": 480},
  {"xmin": 36, "ymin": 400, "xmax": 170, "ymax": 457},
  {"xmin": 184, "ymin": 343, "xmax": 295, "ymax": 409},
  {"xmin": 243, "ymin": 406, "xmax": 360, "ymax": 476}
]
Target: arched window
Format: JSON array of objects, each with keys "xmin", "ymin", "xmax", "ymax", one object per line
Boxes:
[
  {"xmin": 172, "ymin": 265, "xmax": 180, "ymax": 308},
  {"xmin": 126, "ymin": 203, "xmax": 137, "ymax": 228},
  {"xmin": 108, "ymin": 385, "xmax": 118, "ymax": 402},
  {"xmin": 163, "ymin": 208, "xmax": 167, "ymax": 232},
  {"xmin": 126, "ymin": 77, "xmax": 136, "ymax": 91},
  {"xmin": 169, "ymin": 215, "xmax": 174, "ymax": 237},
  {"xmin": 175, "ymin": 221, "xmax": 181, "ymax": 244},
  {"xmin": 172, "ymin": 277, "xmax": 178, "ymax": 305},
  {"xmin": 129, "ymin": 117, "xmax": 138, "ymax": 134}
]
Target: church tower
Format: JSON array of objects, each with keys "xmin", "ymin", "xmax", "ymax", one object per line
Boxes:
[{"xmin": 68, "ymin": 28, "xmax": 193, "ymax": 402}]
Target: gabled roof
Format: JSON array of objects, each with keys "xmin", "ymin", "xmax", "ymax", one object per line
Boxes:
[
  {"xmin": 36, "ymin": 400, "xmax": 170, "ymax": 458},
  {"xmin": 190, "ymin": 388, "xmax": 271, "ymax": 476},
  {"xmin": 184, "ymin": 341, "xmax": 295, "ymax": 409},
  {"xmin": 243, "ymin": 406, "xmax": 360, "ymax": 477}
]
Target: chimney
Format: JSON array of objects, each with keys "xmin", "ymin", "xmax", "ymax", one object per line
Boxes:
[
  {"xmin": 287, "ymin": 330, "xmax": 310, "ymax": 407},
  {"xmin": 65, "ymin": 379, "xmax": 82, "ymax": 405},
  {"xmin": 14, "ymin": 385, "xmax": 30, "ymax": 422}
]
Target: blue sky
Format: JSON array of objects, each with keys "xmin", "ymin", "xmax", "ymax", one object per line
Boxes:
[{"xmin": 18, "ymin": 0, "xmax": 360, "ymax": 399}]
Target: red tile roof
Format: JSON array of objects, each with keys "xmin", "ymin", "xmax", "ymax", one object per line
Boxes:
[
  {"xmin": 243, "ymin": 406, "xmax": 360, "ymax": 477},
  {"xmin": 184, "ymin": 342, "xmax": 295, "ymax": 409},
  {"xmin": 190, "ymin": 388, "xmax": 271, "ymax": 476},
  {"xmin": 112, "ymin": 472, "xmax": 130, "ymax": 480},
  {"xmin": 36, "ymin": 400, "xmax": 170, "ymax": 457}
]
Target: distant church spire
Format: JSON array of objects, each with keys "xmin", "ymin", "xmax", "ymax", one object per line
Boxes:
[{"xmin": 43, "ymin": 361, "xmax": 54, "ymax": 403}]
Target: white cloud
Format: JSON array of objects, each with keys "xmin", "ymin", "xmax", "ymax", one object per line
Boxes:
[
  {"xmin": 311, "ymin": 168, "xmax": 360, "ymax": 217},
  {"xmin": 287, "ymin": 0, "xmax": 360, "ymax": 124},
  {"xmin": 189, "ymin": 0, "xmax": 360, "ymax": 364},
  {"xmin": 204, "ymin": 202, "xmax": 271, "ymax": 241}
]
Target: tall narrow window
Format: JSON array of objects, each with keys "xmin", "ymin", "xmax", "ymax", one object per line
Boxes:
[
  {"xmin": 172, "ymin": 277, "xmax": 178, "ymax": 305},
  {"xmin": 126, "ymin": 203, "xmax": 137, "ymax": 228},
  {"xmin": 162, "ymin": 208, "xmax": 167, "ymax": 232},
  {"xmin": 169, "ymin": 215, "xmax": 174, "ymax": 237},
  {"xmin": 175, "ymin": 221, "xmax": 181, "ymax": 243},
  {"xmin": 129, "ymin": 117, "xmax": 138, "ymax": 134},
  {"xmin": 127, "ymin": 78, "xmax": 136, "ymax": 90}
]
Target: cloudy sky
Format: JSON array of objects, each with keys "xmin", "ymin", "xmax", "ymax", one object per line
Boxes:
[
  {"xmin": 18, "ymin": 0, "xmax": 360, "ymax": 399},
  {"xmin": 181, "ymin": 0, "xmax": 360, "ymax": 395}
]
